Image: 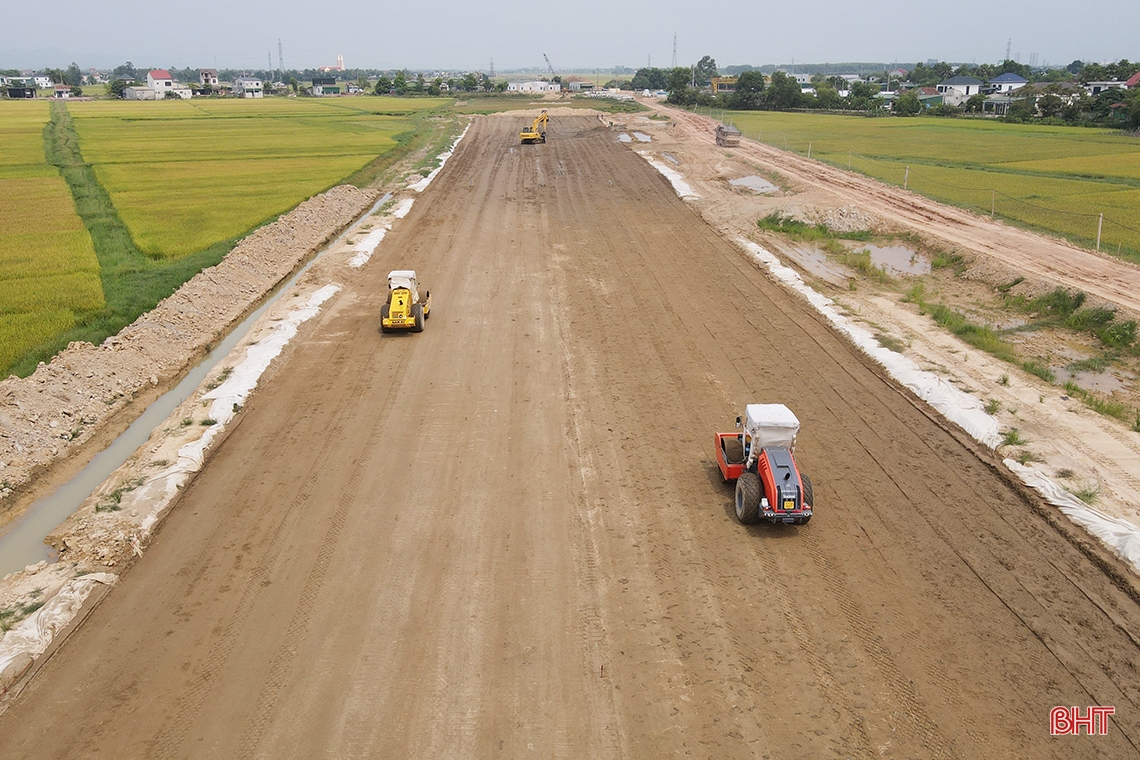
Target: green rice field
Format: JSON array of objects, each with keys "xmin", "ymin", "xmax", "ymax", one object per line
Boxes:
[
  {"xmin": 0, "ymin": 96, "xmax": 446, "ymax": 376},
  {"xmin": 69, "ymin": 98, "xmax": 437, "ymax": 257},
  {"xmin": 0, "ymin": 101, "xmax": 102, "ymax": 372},
  {"xmin": 706, "ymin": 110, "xmax": 1140, "ymax": 259}
]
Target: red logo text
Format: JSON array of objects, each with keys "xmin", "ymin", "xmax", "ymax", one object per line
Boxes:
[{"xmin": 1051, "ymin": 706, "xmax": 1115, "ymax": 736}]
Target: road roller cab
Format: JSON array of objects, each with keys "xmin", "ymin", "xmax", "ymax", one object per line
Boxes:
[
  {"xmin": 714, "ymin": 403, "xmax": 814, "ymax": 525},
  {"xmin": 381, "ymin": 270, "xmax": 431, "ymax": 333}
]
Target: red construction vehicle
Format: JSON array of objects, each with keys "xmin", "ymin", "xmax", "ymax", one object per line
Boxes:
[{"xmin": 714, "ymin": 404, "xmax": 814, "ymax": 525}]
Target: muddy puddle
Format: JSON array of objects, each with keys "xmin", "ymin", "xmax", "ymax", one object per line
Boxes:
[
  {"xmin": 618, "ymin": 133, "xmax": 633, "ymax": 143},
  {"xmin": 729, "ymin": 175, "xmax": 778, "ymax": 194},
  {"xmin": 1053, "ymin": 367, "xmax": 1126, "ymax": 393},
  {"xmin": 849, "ymin": 243, "xmax": 930, "ymax": 276},
  {"xmin": 780, "ymin": 246, "xmax": 849, "ymax": 286}
]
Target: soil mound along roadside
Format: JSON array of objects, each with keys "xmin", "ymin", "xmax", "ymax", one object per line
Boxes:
[{"xmin": 0, "ymin": 185, "xmax": 379, "ymax": 517}]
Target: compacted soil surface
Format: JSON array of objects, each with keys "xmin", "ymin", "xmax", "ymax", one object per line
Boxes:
[{"xmin": 1, "ymin": 114, "xmax": 1137, "ymax": 759}]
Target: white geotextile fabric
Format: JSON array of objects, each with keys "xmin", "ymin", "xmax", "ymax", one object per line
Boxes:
[
  {"xmin": 0, "ymin": 573, "xmax": 117, "ymax": 694},
  {"xmin": 349, "ymin": 226, "xmax": 389, "ymax": 268},
  {"xmin": 736, "ymin": 238, "xmax": 1002, "ymax": 448},
  {"xmin": 348, "ymin": 227, "xmax": 389, "ymax": 268},
  {"xmin": 730, "ymin": 234, "xmax": 1140, "ymax": 573},
  {"xmin": 391, "ymin": 198, "xmax": 414, "ymax": 219},
  {"xmin": 136, "ymin": 284, "xmax": 342, "ymax": 534},
  {"xmin": 408, "ymin": 123, "xmax": 471, "ymax": 193},
  {"xmin": 744, "ymin": 403, "xmax": 799, "ymax": 449},
  {"xmin": 638, "ymin": 151, "xmax": 698, "ymax": 199},
  {"xmin": 1006, "ymin": 460, "xmax": 1140, "ymax": 574},
  {"xmin": 348, "ymin": 198, "xmax": 417, "ymax": 269}
]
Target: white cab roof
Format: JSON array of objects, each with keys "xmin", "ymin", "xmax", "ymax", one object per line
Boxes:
[
  {"xmin": 387, "ymin": 269, "xmax": 417, "ymax": 289},
  {"xmin": 744, "ymin": 403, "xmax": 800, "ymax": 449}
]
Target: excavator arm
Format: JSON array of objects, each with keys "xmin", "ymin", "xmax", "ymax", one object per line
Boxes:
[{"xmin": 519, "ymin": 110, "xmax": 548, "ymax": 144}]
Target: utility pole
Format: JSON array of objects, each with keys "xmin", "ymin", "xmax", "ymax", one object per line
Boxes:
[
  {"xmin": 490, "ymin": 58, "xmax": 495, "ymax": 78},
  {"xmin": 1006, "ymin": 38, "xmax": 1012, "ymax": 61},
  {"xmin": 278, "ymin": 39, "xmax": 284, "ymax": 75}
]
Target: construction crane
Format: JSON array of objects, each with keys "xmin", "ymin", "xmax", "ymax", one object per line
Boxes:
[{"xmin": 543, "ymin": 53, "xmax": 556, "ymax": 78}]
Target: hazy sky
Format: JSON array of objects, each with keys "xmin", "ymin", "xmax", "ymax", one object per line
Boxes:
[{"xmin": 2, "ymin": 0, "xmax": 1134, "ymax": 72}]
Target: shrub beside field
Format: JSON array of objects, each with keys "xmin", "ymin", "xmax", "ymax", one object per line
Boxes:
[
  {"xmin": 713, "ymin": 111, "xmax": 1140, "ymax": 259},
  {"xmin": 0, "ymin": 102, "xmax": 103, "ymax": 372}
]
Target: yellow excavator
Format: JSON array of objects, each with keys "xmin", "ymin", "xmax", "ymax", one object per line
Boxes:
[{"xmin": 519, "ymin": 110, "xmax": 548, "ymax": 144}]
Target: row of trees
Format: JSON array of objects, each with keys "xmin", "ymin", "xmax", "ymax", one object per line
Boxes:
[
  {"xmin": 104, "ymin": 69, "xmax": 503, "ymax": 99},
  {"xmin": 906, "ymin": 59, "xmax": 1137, "ymax": 88},
  {"xmin": 652, "ymin": 64, "xmax": 887, "ymax": 113},
  {"xmin": 650, "ymin": 56, "xmax": 1140, "ymax": 129}
]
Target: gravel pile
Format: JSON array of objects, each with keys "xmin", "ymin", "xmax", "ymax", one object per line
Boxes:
[
  {"xmin": 0, "ymin": 185, "xmax": 378, "ymax": 510},
  {"xmin": 818, "ymin": 206, "xmax": 877, "ymax": 233}
]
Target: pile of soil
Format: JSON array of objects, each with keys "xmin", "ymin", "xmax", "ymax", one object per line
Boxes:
[{"xmin": 0, "ymin": 185, "xmax": 378, "ymax": 517}]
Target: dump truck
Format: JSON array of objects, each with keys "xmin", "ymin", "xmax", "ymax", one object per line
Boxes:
[
  {"xmin": 714, "ymin": 404, "xmax": 814, "ymax": 525},
  {"xmin": 520, "ymin": 110, "xmax": 549, "ymax": 144},
  {"xmin": 380, "ymin": 270, "xmax": 431, "ymax": 333},
  {"xmin": 715, "ymin": 123, "xmax": 741, "ymax": 147}
]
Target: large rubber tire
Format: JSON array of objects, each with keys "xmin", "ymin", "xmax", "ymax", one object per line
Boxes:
[
  {"xmin": 735, "ymin": 471, "xmax": 762, "ymax": 525},
  {"xmin": 379, "ymin": 304, "xmax": 393, "ymax": 334},
  {"xmin": 423, "ymin": 291, "xmax": 431, "ymax": 319},
  {"xmin": 801, "ymin": 473, "xmax": 814, "ymax": 509},
  {"xmin": 412, "ymin": 303, "xmax": 425, "ymax": 333}
]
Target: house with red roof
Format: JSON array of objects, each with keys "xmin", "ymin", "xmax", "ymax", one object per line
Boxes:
[
  {"xmin": 1126, "ymin": 70, "xmax": 1140, "ymax": 89},
  {"xmin": 147, "ymin": 69, "xmax": 172, "ymax": 92},
  {"xmin": 145, "ymin": 69, "xmax": 192, "ymax": 99}
]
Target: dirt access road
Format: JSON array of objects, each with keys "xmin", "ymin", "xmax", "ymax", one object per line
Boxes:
[
  {"xmin": 2, "ymin": 114, "xmax": 1138, "ymax": 758},
  {"xmin": 665, "ymin": 108, "xmax": 1140, "ymax": 318}
]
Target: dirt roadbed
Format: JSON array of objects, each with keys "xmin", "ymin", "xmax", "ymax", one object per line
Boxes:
[
  {"xmin": 630, "ymin": 103, "xmax": 1140, "ymax": 551},
  {"xmin": 0, "ymin": 114, "xmax": 1136, "ymax": 758}
]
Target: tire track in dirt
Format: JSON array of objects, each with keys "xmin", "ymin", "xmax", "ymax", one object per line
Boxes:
[{"xmin": 151, "ymin": 316, "xmax": 410, "ymax": 759}]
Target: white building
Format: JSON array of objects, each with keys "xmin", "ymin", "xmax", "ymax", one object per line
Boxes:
[
  {"xmin": 199, "ymin": 69, "xmax": 218, "ymax": 87},
  {"xmin": 988, "ymin": 73, "xmax": 1028, "ymax": 93},
  {"xmin": 507, "ymin": 81, "xmax": 560, "ymax": 94},
  {"xmin": 124, "ymin": 86, "xmax": 157, "ymax": 100},
  {"xmin": 1085, "ymin": 81, "xmax": 1126, "ymax": 96},
  {"xmin": 234, "ymin": 76, "xmax": 263, "ymax": 98},
  {"xmin": 145, "ymin": 69, "xmax": 191, "ymax": 99},
  {"xmin": 936, "ymin": 76, "xmax": 984, "ymax": 105},
  {"xmin": 34, "ymin": 75, "xmax": 52, "ymax": 89},
  {"xmin": 147, "ymin": 69, "xmax": 173, "ymax": 93}
]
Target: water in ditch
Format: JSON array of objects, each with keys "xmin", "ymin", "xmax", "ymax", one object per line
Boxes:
[{"xmin": 0, "ymin": 193, "xmax": 391, "ymax": 577}]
